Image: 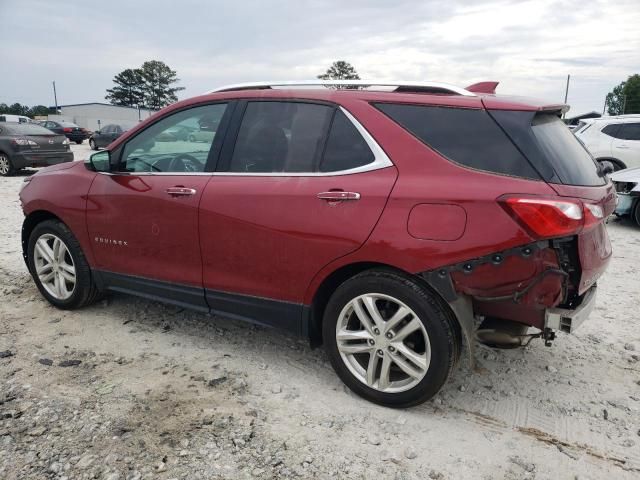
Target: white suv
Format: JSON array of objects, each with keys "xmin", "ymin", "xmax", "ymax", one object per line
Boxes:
[{"xmin": 574, "ymin": 115, "xmax": 640, "ymax": 171}]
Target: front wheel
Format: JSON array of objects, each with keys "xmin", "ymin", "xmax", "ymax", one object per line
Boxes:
[
  {"xmin": 323, "ymin": 270, "xmax": 460, "ymax": 408},
  {"xmin": 89, "ymin": 138, "xmax": 97, "ymax": 150},
  {"xmin": 0, "ymin": 153, "xmax": 15, "ymax": 176},
  {"xmin": 27, "ymin": 220, "xmax": 101, "ymax": 309}
]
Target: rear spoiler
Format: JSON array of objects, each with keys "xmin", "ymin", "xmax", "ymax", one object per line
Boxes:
[{"xmin": 465, "ymin": 81, "xmax": 499, "ymax": 94}]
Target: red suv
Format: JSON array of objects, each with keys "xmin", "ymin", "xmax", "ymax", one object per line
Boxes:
[{"xmin": 19, "ymin": 80, "xmax": 615, "ymax": 407}]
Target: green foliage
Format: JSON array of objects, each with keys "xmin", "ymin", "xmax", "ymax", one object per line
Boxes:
[
  {"xmin": 105, "ymin": 60, "xmax": 185, "ymax": 110},
  {"xmin": 606, "ymin": 74, "xmax": 640, "ymax": 115},
  {"xmin": 105, "ymin": 68, "xmax": 145, "ymax": 107},
  {"xmin": 317, "ymin": 61, "xmax": 360, "ymax": 81},
  {"xmin": 0, "ymin": 103, "xmax": 51, "ymax": 117}
]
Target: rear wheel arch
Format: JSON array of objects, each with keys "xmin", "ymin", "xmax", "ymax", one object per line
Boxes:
[
  {"xmin": 307, "ymin": 262, "xmax": 462, "ymax": 352},
  {"xmin": 596, "ymin": 157, "xmax": 626, "ymax": 171}
]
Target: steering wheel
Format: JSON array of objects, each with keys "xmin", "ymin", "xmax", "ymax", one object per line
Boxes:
[{"xmin": 169, "ymin": 153, "xmax": 203, "ymax": 173}]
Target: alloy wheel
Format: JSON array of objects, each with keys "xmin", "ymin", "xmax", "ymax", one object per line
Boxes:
[
  {"xmin": 33, "ymin": 233, "xmax": 76, "ymax": 300},
  {"xmin": 336, "ymin": 293, "xmax": 431, "ymax": 393},
  {"xmin": 0, "ymin": 155, "xmax": 9, "ymax": 175}
]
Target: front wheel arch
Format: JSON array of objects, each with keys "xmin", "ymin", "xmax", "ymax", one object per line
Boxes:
[{"xmin": 22, "ymin": 211, "xmax": 64, "ymax": 267}]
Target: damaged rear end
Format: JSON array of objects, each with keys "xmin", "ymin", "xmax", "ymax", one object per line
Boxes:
[{"xmin": 436, "ymin": 100, "xmax": 614, "ymax": 346}]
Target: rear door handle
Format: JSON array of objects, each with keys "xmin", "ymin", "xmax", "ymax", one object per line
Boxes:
[
  {"xmin": 616, "ymin": 145, "xmax": 629, "ymax": 149},
  {"xmin": 317, "ymin": 191, "xmax": 361, "ymax": 201},
  {"xmin": 166, "ymin": 187, "xmax": 197, "ymax": 196}
]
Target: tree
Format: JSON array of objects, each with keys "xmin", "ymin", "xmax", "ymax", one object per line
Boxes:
[
  {"xmin": 606, "ymin": 74, "xmax": 640, "ymax": 115},
  {"xmin": 105, "ymin": 68, "xmax": 145, "ymax": 108},
  {"xmin": 139, "ymin": 60, "xmax": 185, "ymax": 110},
  {"xmin": 317, "ymin": 60, "xmax": 361, "ymax": 81}
]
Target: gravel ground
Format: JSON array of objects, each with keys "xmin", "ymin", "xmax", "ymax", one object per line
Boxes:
[{"xmin": 1, "ymin": 144, "xmax": 639, "ymax": 479}]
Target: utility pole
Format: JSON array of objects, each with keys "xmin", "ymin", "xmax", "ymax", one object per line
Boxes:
[
  {"xmin": 52, "ymin": 81, "xmax": 58, "ymax": 112},
  {"xmin": 562, "ymin": 74, "xmax": 570, "ymax": 118}
]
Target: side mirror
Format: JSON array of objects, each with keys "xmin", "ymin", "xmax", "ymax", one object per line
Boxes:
[
  {"xmin": 599, "ymin": 160, "xmax": 615, "ymax": 176},
  {"xmin": 86, "ymin": 150, "xmax": 111, "ymax": 172}
]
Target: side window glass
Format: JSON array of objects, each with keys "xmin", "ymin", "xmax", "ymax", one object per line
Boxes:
[
  {"xmin": 601, "ymin": 124, "xmax": 621, "ymax": 138},
  {"xmin": 229, "ymin": 101, "xmax": 333, "ymax": 173},
  {"xmin": 120, "ymin": 103, "xmax": 227, "ymax": 173},
  {"xmin": 103, "ymin": 125, "xmax": 113, "ymax": 134},
  {"xmin": 619, "ymin": 123, "xmax": 640, "ymax": 141},
  {"xmin": 320, "ymin": 110, "xmax": 374, "ymax": 172}
]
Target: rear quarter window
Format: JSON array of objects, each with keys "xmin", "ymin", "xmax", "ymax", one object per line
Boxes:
[{"xmin": 374, "ymin": 103, "xmax": 541, "ymax": 180}]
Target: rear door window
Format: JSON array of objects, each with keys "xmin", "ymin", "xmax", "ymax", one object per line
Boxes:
[
  {"xmin": 618, "ymin": 123, "xmax": 640, "ymax": 140},
  {"xmin": 601, "ymin": 124, "xmax": 621, "ymax": 138},
  {"xmin": 229, "ymin": 101, "xmax": 333, "ymax": 173},
  {"xmin": 374, "ymin": 103, "xmax": 540, "ymax": 179},
  {"xmin": 320, "ymin": 110, "xmax": 375, "ymax": 172}
]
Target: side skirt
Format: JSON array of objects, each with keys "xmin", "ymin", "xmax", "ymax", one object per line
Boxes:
[{"xmin": 94, "ymin": 270, "xmax": 305, "ymax": 336}]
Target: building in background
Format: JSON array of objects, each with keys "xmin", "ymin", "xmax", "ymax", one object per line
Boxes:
[{"xmin": 47, "ymin": 103, "xmax": 156, "ymax": 131}]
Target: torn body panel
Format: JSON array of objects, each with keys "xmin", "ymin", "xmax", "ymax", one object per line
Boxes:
[{"xmin": 422, "ymin": 239, "xmax": 580, "ymax": 331}]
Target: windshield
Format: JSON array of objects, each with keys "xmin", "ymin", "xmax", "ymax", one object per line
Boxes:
[{"xmin": 531, "ymin": 114, "xmax": 604, "ymax": 186}]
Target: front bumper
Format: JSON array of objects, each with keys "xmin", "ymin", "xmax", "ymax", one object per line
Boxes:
[
  {"xmin": 12, "ymin": 151, "xmax": 74, "ymax": 169},
  {"xmin": 544, "ymin": 286, "xmax": 597, "ymax": 333},
  {"xmin": 614, "ymin": 192, "xmax": 635, "ymax": 216}
]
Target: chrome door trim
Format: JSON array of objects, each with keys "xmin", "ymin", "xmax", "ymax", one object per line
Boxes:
[{"xmin": 97, "ymin": 107, "xmax": 394, "ymax": 178}]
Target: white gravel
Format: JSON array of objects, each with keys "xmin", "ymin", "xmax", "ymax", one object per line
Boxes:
[{"xmin": 1, "ymin": 145, "xmax": 639, "ymax": 479}]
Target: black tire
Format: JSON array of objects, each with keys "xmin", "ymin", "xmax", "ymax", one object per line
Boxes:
[
  {"xmin": 323, "ymin": 269, "xmax": 460, "ymax": 408},
  {"xmin": 89, "ymin": 138, "xmax": 97, "ymax": 150},
  {"xmin": 27, "ymin": 219, "xmax": 101, "ymax": 310},
  {"xmin": 75, "ymin": 139, "xmax": 84, "ymax": 145},
  {"xmin": 633, "ymin": 199, "xmax": 640, "ymax": 227},
  {"xmin": 0, "ymin": 152, "xmax": 15, "ymax": 177}
]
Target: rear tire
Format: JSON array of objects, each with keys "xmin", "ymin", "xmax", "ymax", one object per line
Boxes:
[
  {"xmin": 27, "ymin": 220, "xmax": 101, "ymax": 310},
  {"xmin": 75, "ymin": 140, "xmax": 83, "ymax": 145},
  {"xmin": 633, "ymin": 200, "xmax": 640, "ymax": 227},
  {"xmin": 323, "ymin": 269, "xmax": 459, "ymax": 408},
  {"xmin": 0, "ymin": 152, "xmax": 15, "ymax": 176}
]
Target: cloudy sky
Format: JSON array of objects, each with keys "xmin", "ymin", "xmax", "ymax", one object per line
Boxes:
[{"xmin": 1, "ymin": 0, "xmax": 638, "ymax": 116}]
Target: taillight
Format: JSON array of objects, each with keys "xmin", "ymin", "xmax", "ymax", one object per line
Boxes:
[
  {"xmin": 499, "ymin": 195, "xmax": 604, "ymax": 238},
  {"xmin": 63, "ymin": 127, "xmax": 72, "ymax": 132},
  {"xmin": 11, "ymin": 138, "xmax": 38, "ymax": 147}
]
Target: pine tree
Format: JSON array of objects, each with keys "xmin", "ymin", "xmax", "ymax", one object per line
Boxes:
[
  {"xmin": 139, "ymin": 60, "xmax": 185, "ymax": 110},
  {"xmin": 105, "ymin": 68, "xmax": 145, "ymax": 108}
]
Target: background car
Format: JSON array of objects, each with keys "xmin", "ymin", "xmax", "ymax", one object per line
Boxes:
[
  {"xmin": 89, "ymin": 124, "xmax": 129, "ymax": 150},
  {"xmin": 0, "ymin": 114, "xmax": 31, "ymax": 123},
  {"xmin": 611, "ymin": 167, "xmax": 640, "ymax": 225},
  {"xmin": 0, "ymin": 122, "xmax": 72, "ymax": 176},
  {"xmin": 574, "ymin": 115, "xmax": 640, "ymax": 171},
  {"xmin": 38, "ymin": 120, "xmax": 89, "ymax": 144}
]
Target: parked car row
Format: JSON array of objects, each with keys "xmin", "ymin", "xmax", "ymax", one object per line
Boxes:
[{"xmin": 35, "ymin": 120, "xmax": 89, "ymax": 144}]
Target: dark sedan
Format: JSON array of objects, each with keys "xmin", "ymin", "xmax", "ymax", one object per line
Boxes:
[
  {"xmin": 89, "ymin": 124, "xmax": 129, "ymax": 150},
  {"xmin": 38, "ymin": 120, "xmax": 89, "ymax": 144},
  {"xmin": 0, "ymin": 123, "xmax": 73, "ymax": 176}
]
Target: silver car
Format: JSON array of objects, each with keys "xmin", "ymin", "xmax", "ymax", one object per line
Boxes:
[{"xmin": 611, "ymin": 167, "xmax": 640, "ymax": 225}]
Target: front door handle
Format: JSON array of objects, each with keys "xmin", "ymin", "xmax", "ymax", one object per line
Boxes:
[
  {"xmin": 615, "ymin": 145, "xmax": 629, "ymax": 149},
  {"xmin": 166, "ymin": 187, "xmax": 197, "ymax": 197},
  {"xmin": 317, "ymin": 191, "xmax": 361, "ymax": 201}
]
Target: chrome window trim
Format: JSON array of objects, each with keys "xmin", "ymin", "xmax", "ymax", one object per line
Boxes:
[{"xmin": 100, "ymin": 106, "xmax": 394, "ymax": 177}]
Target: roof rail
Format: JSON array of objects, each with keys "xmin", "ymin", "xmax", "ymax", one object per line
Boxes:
[{"xmin": 207, "ymin": 80, "xmax": 476, "ymax": 96}]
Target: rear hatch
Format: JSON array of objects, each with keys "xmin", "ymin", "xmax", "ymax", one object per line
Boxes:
[
  {"xmin": 485, "ymin": 100, "xmax": 615, "ymax": 296},
  {"xmin": 5, "ymin": 123, "xmax": 69, "ymax": 153}
]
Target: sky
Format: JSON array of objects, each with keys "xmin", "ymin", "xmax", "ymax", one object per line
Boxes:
[{"xmin": 0, "ymin": 0, "xmax": 639, "ymax": 117}]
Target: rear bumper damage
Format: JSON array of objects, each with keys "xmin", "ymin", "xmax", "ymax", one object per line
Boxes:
[
  {"xmin": 420, "ymin": 236, "xmax": 603, "ymax": 344},
  {"xmin": 544, "ymin": 285, "xmax": 597, "ymax": 334}
]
